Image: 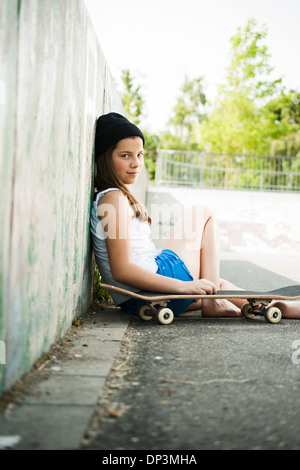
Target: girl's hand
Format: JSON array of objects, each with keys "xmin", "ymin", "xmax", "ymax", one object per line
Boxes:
[{"xmin": 180, "ymin": 279, "xmax": 217, "ymax": 295}]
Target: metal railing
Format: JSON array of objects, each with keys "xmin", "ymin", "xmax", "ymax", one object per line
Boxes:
[{"xmin": 155, "ymin": 149, "xmax": 300, "ymax": 191}]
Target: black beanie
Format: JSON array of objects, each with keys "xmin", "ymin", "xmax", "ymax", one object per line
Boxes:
[{"xmin": 95, "ymin": 112, "xmax": 145, "ymax": 158}]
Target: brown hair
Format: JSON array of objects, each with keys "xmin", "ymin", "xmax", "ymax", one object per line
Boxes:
[{"xmin": 94, "ymin": 144, "xmax": 151, "ymax": 224}]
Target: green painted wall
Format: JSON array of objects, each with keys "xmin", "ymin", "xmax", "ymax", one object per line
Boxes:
[{"xmin": 0, "ymin": 0, "xmax": 126, "ymax": 393}]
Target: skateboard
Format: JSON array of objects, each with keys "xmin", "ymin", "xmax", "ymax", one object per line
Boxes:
[{"xmin": 100, "ymin": 283, "xmax": 300, "ymax": 325}]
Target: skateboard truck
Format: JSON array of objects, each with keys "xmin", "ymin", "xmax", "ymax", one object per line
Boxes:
[
  {"xmin": 241, "ymin": 299, "xmax": 282, "ymax": 324},
  {"xmin": 138, "ymin": 300, "xmax": 174, "ymax": 325}
]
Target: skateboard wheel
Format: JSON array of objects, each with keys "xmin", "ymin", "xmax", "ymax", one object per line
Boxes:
[
  {"xmin": 241, "ymin": 303, "xmax": 255, "ymax": 319},
  {"xmin": 265, "ymin": 306, "xmax": 282, "ymax": 324},
  {"xmin": 138, "ymin": 305, "xmax": 153, "ymax": 321},
  {"xmin": 157, "ymin": 308, "xmax": 174, "ymax": 325}
]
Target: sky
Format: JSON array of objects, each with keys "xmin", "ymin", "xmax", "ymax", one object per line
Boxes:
[{"xmin": 84, "ymin": 0, "xmax": 300, "ymax": 133}]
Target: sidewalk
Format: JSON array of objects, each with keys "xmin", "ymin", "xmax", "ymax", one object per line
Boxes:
[{"xmin": 0, "ymin": 304, "xmax": 131, "ymax": 450}]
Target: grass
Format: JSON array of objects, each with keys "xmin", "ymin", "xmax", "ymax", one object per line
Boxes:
[{"xmin": 94, "ymin": 265, "xmax": 113, "ymax": 305}]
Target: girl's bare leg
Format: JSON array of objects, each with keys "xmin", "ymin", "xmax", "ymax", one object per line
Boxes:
[
  {"xmin": 163, "ymin": 205, "xmax": 219, "ymax": 282},
  {"xmin": 200, "ymin": 278, "xmax": 243, "ymax": 317},
  {"xmin": 163, "ymin": 205, "xmax": 246, "ymax": 317}
]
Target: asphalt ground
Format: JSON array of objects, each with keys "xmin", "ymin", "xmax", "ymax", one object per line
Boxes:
[
  {"xmin": 82, "ymin": 260, "xmax": 300, "ymax": 452},
  {"xmin": 1, "ymin": 258, "xmax": 300, "ymax": 452}
]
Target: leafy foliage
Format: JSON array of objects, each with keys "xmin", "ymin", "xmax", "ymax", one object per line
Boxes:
[
  {"xmin": 93, "ymin": 265, "xmax": 112, "ymax": 304},
  {"xmin": 160, "ymin": 76, "xmax": 207, "ymax": 151},
  {"xmin": 199, "ymin": 18, "xmax": 285, "ymax": 155},
  {"xmin": 120, "ymin": 69, "xmax": 145, "ymax": 125}
]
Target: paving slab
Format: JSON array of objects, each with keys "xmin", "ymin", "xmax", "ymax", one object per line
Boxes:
[{"xmin": 0, "ymin": 305, "xmax": 131, "ymax": 450}]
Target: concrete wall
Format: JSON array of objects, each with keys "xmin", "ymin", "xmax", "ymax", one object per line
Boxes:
[{"xmin": 0, "ymin": 0, "xmax": 130, "ymax": 393}]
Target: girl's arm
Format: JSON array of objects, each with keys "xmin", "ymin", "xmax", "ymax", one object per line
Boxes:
[{"xmin": 98, "ymin": 190, "xmax": 215, "ymax": 295}]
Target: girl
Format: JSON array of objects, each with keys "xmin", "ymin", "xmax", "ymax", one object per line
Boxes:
[{"xmin": 90, "ymin": 112, "xmax": 300, "ymax": 319}]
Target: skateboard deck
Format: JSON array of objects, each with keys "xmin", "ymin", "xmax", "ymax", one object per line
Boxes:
[{"xmin": 101, "ymin": 283, "xmax": 300, "ymax": 325}]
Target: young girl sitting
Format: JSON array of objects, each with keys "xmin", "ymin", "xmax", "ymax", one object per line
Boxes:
[{"xmin": 90, "ymin": 112, "xmax": 300, "ymax": 319}]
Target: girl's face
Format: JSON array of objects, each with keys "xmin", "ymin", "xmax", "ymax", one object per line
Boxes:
[{"xmin": 111, "ymin": 137, "xmax": 144, "ymax": 185}]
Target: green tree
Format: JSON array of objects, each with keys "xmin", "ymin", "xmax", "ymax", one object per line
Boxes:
[
  {"xmin": 161, "ymin": 76, "xmax": 207, "ymax": 150},
  {"xmin": 142, "ymin": 130, "xmax": 160, "ymax": 180},
  {"xmin": 225, "ymin": 18, "xmax": 281, "ymax": 102},
  {"xmin": 265, "ymin": 90, "xmax": 300, "ymax": 156},
  {"xmin": 200, "ymin": 18, "xmax": 282, "ymax": 154},
  {"xmin": 120, "ymin": 69, "xmax": 144, "ymax": 125}
]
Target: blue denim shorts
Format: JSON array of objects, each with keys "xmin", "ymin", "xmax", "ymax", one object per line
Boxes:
[{"xmin": 120, "ymin": 249, "xmax": 196, "ymax": 316}]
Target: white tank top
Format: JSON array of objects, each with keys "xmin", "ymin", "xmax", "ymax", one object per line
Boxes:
[{"xmin": 90, "ymin": 188, "xmax": 159, "ymax": 305}]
